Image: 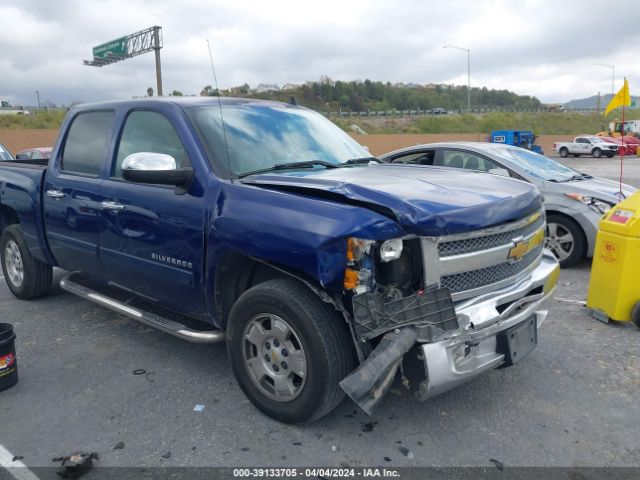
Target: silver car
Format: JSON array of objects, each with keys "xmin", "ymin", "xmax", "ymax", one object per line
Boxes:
[{"xmin": 379, "ymin": 142, "xmax": 637, "ymax": 267}]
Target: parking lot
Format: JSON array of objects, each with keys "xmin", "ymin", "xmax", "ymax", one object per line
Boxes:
[{"xmin": 1, "ymin": 156, "xmax": 639, "ymax": 470}]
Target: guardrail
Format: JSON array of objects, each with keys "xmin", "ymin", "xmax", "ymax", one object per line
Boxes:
[{"xmin": 322, "ymin": 107, "xmax": 639, "ymax": 118}]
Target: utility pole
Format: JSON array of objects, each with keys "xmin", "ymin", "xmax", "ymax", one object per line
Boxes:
[
  {"xmin": 444, "ymin": 45, "xmax": 471, "ymax": 112},
  {"xmin": 35, "ymin": 90, "xmax": 40, "ymax": 108}
]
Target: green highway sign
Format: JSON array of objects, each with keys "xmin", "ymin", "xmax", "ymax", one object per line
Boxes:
[{"xmin": 93, "ymin": 37, "xmax": 128, "ymax": 60}]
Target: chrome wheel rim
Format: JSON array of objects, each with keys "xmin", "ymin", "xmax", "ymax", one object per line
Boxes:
[
  {"xmin": 545, "ymin": 222, "xmax": 574, "ymax": 262},
  {"xmin": 5, "ymin": 240, "xmax": 24, "ymax": 287},
  {"xmin": 241, "ymin": 313, "xmax": 307, "ymax": 402}
]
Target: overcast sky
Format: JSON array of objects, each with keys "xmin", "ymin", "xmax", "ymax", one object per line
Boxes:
[{"xmin": 2, "ymin": 0, "xmax": 639, "ymax": 106}]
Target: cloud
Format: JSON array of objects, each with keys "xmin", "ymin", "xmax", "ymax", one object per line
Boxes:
[{"xmin": 2, "ymin": 0, "xmax": 639, "ymax": 105}]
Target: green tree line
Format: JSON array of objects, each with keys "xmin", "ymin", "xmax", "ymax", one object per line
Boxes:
[{"xmin": 231, "ymin": 77, "xmax": 543, "ymax": 112}]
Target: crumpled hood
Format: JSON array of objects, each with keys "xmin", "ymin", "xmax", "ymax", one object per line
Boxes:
[{"xmin": 241, "ymin": 165, "xmax": 542, "ymax": 236}]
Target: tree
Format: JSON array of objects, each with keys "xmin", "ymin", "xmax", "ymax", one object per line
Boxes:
[
  {"xmin": 200, "ymin": 85, "xmax": 219, "ymax": 96},
  {"xmin": 147, "ymin": 87, "xmax": 154, "ymax": 97},
  {"xmin": 171, "ymin": 90, "xmax": 184, "ymax": 96}
]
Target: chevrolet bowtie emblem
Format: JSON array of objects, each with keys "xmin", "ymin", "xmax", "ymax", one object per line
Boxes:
[{"xmin": 508, "ymin": 240, "xmax": 529, "ymax": 260}]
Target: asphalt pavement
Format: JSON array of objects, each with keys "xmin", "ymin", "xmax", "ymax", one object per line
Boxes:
[{"xmin": 0, "ymin": 158, "xmax": 639, "ymax": 471}]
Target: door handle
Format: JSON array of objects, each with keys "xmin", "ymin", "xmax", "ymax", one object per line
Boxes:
[
  {"xmin": 101, "ymin": 201, "xmax": 125, "ymax": 212},
  {"xmin": 46, "ymin": 190, "xmax": 65, "ymax": 199}
]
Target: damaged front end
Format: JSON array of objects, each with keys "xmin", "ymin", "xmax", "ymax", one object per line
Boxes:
[{"xmin": 338, "ymin": 209, "xmax": 560, "ymax": 415}]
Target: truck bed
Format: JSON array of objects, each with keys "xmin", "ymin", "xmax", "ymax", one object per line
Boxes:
[{"xmin": 0, "ymin": 159, "xmax": 48, "ymax": 169}]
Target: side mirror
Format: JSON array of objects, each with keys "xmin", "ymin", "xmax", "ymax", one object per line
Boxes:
[
  {"xmin": 15, "ymin": 153, "xmax": 30, "ymax": 160},
  {"xmin": 122, "ymin": 152, "xmax": 194, "ymax": 194},
  {"xmin": 489, "ymin": 168, "xmax": 510, "ymax": 177}
]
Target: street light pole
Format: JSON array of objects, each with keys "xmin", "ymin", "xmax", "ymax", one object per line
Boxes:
[
  {"xmin": 444, "ymin": 45, "xmax": 471, "ymax": 112},
  {"xmin": 593, "ymin": 63, "xmax": 615, "ymax": 97},
  {"xmin": 35, "ymin": 90, "xmax": 40, "ymax": 108}
]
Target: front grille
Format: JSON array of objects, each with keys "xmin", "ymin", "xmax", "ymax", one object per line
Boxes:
[
  {"xmin": 439, "ymin": 214, "xmax": 544, "ymax": 257},
  {"xmin": 440, "ymin": 243, "xmax": 543, "ymax": 293}
]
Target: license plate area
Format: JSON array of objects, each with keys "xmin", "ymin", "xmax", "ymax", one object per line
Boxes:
[{"xmin": 498, "ymin": 315, "xmax": 537, "ymax": 366}]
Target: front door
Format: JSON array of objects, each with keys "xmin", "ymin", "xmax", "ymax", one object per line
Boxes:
[
  {"xmin": 99, "ymin": 109, "xmax": 208, "ymax": 317},
  {"xmin": 43, "ymin": 110, "xmax": 114, "ymax": 277}
]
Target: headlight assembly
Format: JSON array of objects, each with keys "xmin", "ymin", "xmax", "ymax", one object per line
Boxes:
[{"xmin": 564, "ymin": 193, "xmax": 614, "ymax": 215}]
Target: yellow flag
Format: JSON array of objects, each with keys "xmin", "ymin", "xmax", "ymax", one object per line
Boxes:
[{"xmin": 604, "ymin": 78, "xmax": 631, "ymax": 116}]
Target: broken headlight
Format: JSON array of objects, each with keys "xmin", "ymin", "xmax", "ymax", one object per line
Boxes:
[{"xmin": 564, "ymin": 193, "xmax": 614, "ymax": 215}]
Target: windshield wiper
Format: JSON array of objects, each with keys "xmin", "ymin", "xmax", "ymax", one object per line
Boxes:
[
  {"xmin": 345, "ymin": 156, "xmax": 381, "ymax": 165},
  {"xmin": 237, "ymin": 160, "xmax": 342, "ymax": 178}
]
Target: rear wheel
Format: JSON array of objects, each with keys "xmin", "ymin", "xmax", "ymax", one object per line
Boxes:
[
  {"xmin": 545, "ymin": 214, "xmax": 586, "ymax": 268},
  {"xmin": 226, "ymin": 278, "xmax": 355, "ymax": 424},
  {"xmin": 0, "ymin": 225, "xmax": 52, "ymax": 299},
  {"xmin": 559, "ymin": 148, "xmax": 569, "ymax": 158},
  {"xmin": 592, "ymin": 148, "xmax": 602, "ymax": 158}
]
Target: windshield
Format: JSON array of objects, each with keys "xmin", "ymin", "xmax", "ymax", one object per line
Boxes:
[
  {"xmin": 493, "ymin": 146, "xmax": 580, "ymax": 181},
  {"xmin": 187, "ymin": 103, "xmax": 370, "ymax": 178},
  {"xmin": 0, "ymin": 145, "xmax": 13, "ymax": 161}
]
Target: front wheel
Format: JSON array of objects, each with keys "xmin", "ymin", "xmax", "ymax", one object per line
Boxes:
[
  {"xmin": 545, "ymin": 214, "xmax": 586, "ymax": 268},
  {"xmin": 607, "ymin": 152, "xmax": 615, "ymax": 158},
  {"xmin": 1, "ymin": 225, "xmax": 52, "ymax": 299},
  {"xmin": 559, "ymin": 148, "xmax": 569, "ymax": 158},
  {"xmin": 592, "ymin": 148, "xmax": 602, "ymax": 158},
  {"xmin": 226, "ymin": 278, "xmax": 355, "ymax": 424}
]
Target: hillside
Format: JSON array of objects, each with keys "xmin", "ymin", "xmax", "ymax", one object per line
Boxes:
[
  {"xmin": 564, "ymin": 94, "xmax": 640, "ymax": 109},
  {"xmin": 220, "ymin": 78, "xmax": 543, "ymax": 112}
]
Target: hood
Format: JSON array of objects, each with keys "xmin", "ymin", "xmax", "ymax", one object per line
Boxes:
[
  {"xmin": 241, "ymin": 165, "xmax": 542, "ymax": 236},
  {"xmin": 556, "ymin": 177, "xmax": 637, "ymax": 204}
]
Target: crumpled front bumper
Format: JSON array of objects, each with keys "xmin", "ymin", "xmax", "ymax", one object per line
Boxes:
[{"xmin": 416, "ymin": 250, "xmax": 559, "ymax": 400}]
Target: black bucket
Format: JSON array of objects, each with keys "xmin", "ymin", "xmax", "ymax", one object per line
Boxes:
[{"xmin": 0, "ymin": 323, "xmax": 18, "ymax": 392}]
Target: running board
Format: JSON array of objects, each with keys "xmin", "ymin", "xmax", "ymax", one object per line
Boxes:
[{"xmin": 59, "ymin": 274, "xmax": 225, "ymax": 344}]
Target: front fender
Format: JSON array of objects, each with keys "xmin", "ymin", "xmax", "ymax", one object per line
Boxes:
[{"xmin": 203, "ymin": 180, "xmax": 405, "ymax": 325}]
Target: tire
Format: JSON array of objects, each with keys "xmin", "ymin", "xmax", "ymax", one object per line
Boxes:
[
  {"xmin": 226, "ymin": 278, "xmax": 355, "ymax": 424},
  {"xmin": 1, "ymin": 225, "xmax": 52, "ymax": 299},
  {"xmin": 606, "ymin": 152, "xmax": 615, "ymax": 158},
  {"xmin": 545, "ymin": 214, "xmax": 586, "ymax": 268},
  {"xmin": 559, "ymin": 148, "xmax": 569, "ymax": 158},
  {"xmin": 632, "ymin": 303, "xmax": 640, "ymax": 329},
  {"xmin": 592, "ymin": 148, "xmax": 602, "ymax": 158}
]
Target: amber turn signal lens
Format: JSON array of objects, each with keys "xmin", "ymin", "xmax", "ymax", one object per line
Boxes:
[{"xmin": 344, "ymin": 268, "xmax": 358, "ymax": 290}]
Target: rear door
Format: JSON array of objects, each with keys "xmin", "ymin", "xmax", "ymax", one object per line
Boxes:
[
  {"xmin": 43, "ymin": 110, "xmax": 114, "ymax": 277},
  {"xmin": 99, "ymin": 108, "xmax": 208, "ymax": 316}
]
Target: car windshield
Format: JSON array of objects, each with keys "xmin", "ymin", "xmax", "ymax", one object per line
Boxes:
[
  {"xmin": 493, "ymin": 146, "xmax": 580, "ymax": 181},
  {"xmin": 0, "ymin": 145, "xmax": 13, "ymax": 161},
  {"xmin": 187, "ymin": 103, "xmax": 370, "ymax": 178}
]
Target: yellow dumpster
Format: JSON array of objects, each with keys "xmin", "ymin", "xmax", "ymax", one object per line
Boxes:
[{"xmin": 586, "ymin": 191, "xmax": 640, "ymax": 327}]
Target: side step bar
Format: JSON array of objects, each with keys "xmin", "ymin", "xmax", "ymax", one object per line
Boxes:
[{"xmin": 59, "ymin": 274, "xmax": 225, "ymax": 344}]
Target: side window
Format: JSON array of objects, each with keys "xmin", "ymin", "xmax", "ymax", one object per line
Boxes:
[
  {"xmin": 438, "ymin": 150, "xmax": 501, "ymax": 172},
  {"xmin": 113, "ymin": 111, "xmax": 190, "ymax": 179},
  {"xmin": 389, "ymin": 150, "xmax": 435, "ymax": 165},
  {"xmin": 61, "ymin": 111, "xmax": 114, "ymax": 175},
  {"xmin": 575, "ymin": 138, "xmax": 586, "ymax": 144}
]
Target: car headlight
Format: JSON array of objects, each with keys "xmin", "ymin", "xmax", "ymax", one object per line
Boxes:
[
  {"xmin": 379, "ymin": 238, "xmax": 403, "ymax": 262},
  {"xmin": 344, "ymin": 237, "xmax": 404, "ymax": 293},
  {"xmin": 564, "ymin": 193, "xmax": 614, "ymax": 215}
]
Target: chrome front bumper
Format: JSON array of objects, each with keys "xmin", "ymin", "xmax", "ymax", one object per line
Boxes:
[{"xmin": 416, "ymin": 250, "xmax": 559, "ymax": 400}]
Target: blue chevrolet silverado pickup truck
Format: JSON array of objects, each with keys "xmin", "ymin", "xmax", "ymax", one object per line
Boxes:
[{"xmin": 0, "ymin": 97, "xmax": 559, "ymax": 423}]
